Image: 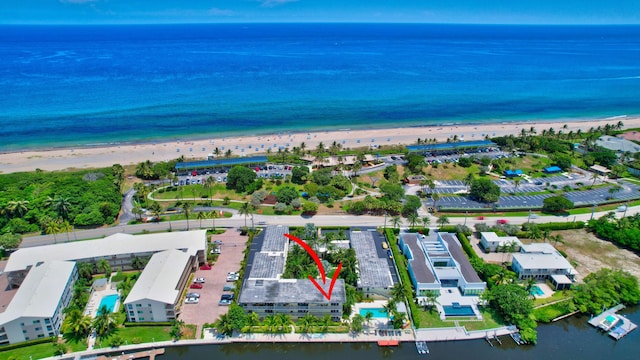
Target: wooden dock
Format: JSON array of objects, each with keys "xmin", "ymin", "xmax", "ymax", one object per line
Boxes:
[
  {"xmin": 588, "ymin": 304, "xmax": 637, "ymax": 340},
  {"xmin": 96, "ymin": 348, "xmax": 165, "ymax": 360},
  {"xmin": 377, "ymin": 340, "xmax": 399, "ymax": 347}
]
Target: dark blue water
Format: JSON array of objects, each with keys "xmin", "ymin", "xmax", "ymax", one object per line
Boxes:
[
  {"xmin": 157, "ymin": 306, "xmax": 640, "ymax": 360},
  {"xmin": 1, "ymin": 24, "xmax": 639, "ymax": 151}
]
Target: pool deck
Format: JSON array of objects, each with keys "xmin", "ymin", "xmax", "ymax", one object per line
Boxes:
[{"xmin": 588, "ymin": 304, "xmax": 638, "ymax": 340}]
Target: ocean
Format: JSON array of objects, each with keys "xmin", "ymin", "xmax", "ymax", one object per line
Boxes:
[{"xmin": 1, "ymin": 23, "xmax": 639, "ymax": 151}]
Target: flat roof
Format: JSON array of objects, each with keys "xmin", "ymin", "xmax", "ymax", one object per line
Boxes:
[
  {"xmin": 550, "ymin": 274, "xmax": 573, "ymax": 284},
  {"xmin": 247, "ymin": 253, "xmax": 285, "ymax": 280},
  {"xmin": 261, "ymin": 225, "xmax": 289, "ymax": 252},
  {"xmin": 407, "ymin": 140, "xmax": 495, "ymax": 152},
  {"xmin": 350, "ymin": 231, "xmax": 394, "ymax": 289},
  {"xmin": 596, "ymin": 135, "xmax": 640, "ymax": 153},
  {"xmin": 590, "ymin": 164, "xmax": 611, "ymax": 173},
  {"xmin": 440, "ymin": 233, "xmax": 483, "ymax": 283},
  {"xmin": 513, "ymin": 252, "xmax": 575, "ymax": 272},
  {"xmin": 0, "ymin": 261, "xmax": 76, "ymax": 324},
  {"xmin": 521, "ymin": 243, "xmax": 557, "ymax": 255},
  {"xmin": 400, "ymin": 233, "xmax": 436, "ymax": 284},
  {"xmin": 175, "ymin": 156, "xmax": 268, "ymax": 170},
  {"xmin": 545, "ymin": 166, "xmax": 562, "ymax": 172},
  {"xmin": 481, "ymin": 232, "xmax": 522, "ymax": 246},
  {"xmin": 124, "ymin": 249, "xmax": 191, "ymax": 305},
  {"xmin": 238, "ymin": 279, "xmax": 346, "ymax": 304},
  {"xmin": 5, "ymin": 230, "xmax": 206, "ymax": 273}
]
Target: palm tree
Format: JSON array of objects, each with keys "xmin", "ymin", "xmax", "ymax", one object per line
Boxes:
[
  {"xmin": 364, "ymin": 311, "xmax": 374, "ymax": 328},
  {"xmin": 149, "ymin": 201, "xmax": 162, "ymax": 221},
  {"xmin": 5, "ymin": 200, "xmax": 29, "ymax": 218},
  {"xmin": 196, "ymin": 211, "xmax": 207, "ymax": 229},
  {"xmin": 49, "ymin": 196, "xmax": 72, "ymax": 219},
  {"xmin": 245, "ymin": 312, "xmax": 260, "ymax": 334},
  {"xmin": 92, "ymin": 305, "xmax": 116, "ymax": 337},
  {"xmin": 298, "ymin": 313, "xmax": 317, "ymax": 334},
  {"xmin": 60, "ymin": 219, "xmax": 73, "ymax": 242},
  {"xmin": 45, "ymin": 218, "xmax": 61, "ymax": 244},
  {"xmin": 275, "ymin": 313, "xmax": 293, "ymax": 333},
  {"xmin": 215, "ymin": 313, "xmax": 235, "ymax": 336},
  {"xmin": 238, "ymin": 202, "xmax": 254, "ymax": 229},
  {"xmin": 214, "ymin": 147, "xmax": 221, "ymax": 158},
  {"xmin": 263, "ymin": 315, "xmax": 278, "ymax": 334},
  {"xmin": 319, "ymin": 314, "xmax": 332, "ymax": 333},
  {"xmin": 96, "ymin": 259, "xmax": 111, "ymax": 277},
  {"xmin": 205, "ymin": 176, "xmax": 216, "ymax": 203},
  {"xmin": 77, "ymin": 262, "xmax": 94, "ymax": 282},
  {"xmin": 437, "ymin": 215, "xmax": 450, "ymax": 228},
  {"xmin": 390, "ymin": 282, "xmax": 408, "ymax": 304},
  {"xmin": 61, "ymin": 308, "xmax": 92, "ymax": 339},
  {"xmin": 421, "ymin": 216, "xmax": 431, "ymax": 229},
  {"xmin": 422, "ymin": 291, "xmax": 440, "ymax": 313},
  {"xmin": 225, "ymin": 149, "xmax": 233, "ymax": 158},
  {"xmin": 382, "ymin": 299, "xmax": 397, "ymax": 322},
  {"xmin": 464, "ymin": 173, "xmax": 474, "ymax": 192},
  {"xmin": 542, "ymin": 229, "xmax": 551, "ymax": 242},
  {"xmin": 181, "ymin": 201, "xmax": 192, "ymax": 230},
  {"xmin": 552, "ymin": 234, "xmax": 564, "ymax": 245},
  {"xmin": 431, "ymin": 193, "xmax": 440, "ymax": 210},
  {"xmin": 513, "ymin": 177, "xmax": 521, "ymax": 193},
  {"xmin": 209, "ymin": 210, "xmax": 219, "ymax": 231},
  {"xmin": 390, "ymin": 215, "xmax": 402, "ymax": 229},
  {"xmin": 407, "ymin": 212, "xmax": 419, "ymax": 230}
]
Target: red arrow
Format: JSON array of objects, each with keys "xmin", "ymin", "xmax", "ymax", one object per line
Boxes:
[
  {"xmin": 284, "ymin": 233, "xmax": 327, "ymax": 283},
  {"xmin": 309, "ymin": 263, "xmax": 342, "ymax": 301}
]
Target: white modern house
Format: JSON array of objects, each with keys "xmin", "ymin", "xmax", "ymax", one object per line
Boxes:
[
  {"xmin": 480, "ymin": 232, "xmax": 522, "ymax": 253},
  {"xmin": 512, "ymin": 243, "xmax": 577, "ymax": 289},
  {"xmin": 0, "ymin": 261, "xmax": 77, "ymax": 345},
  {"xmin": 124, "ymin": 249, "xmax": 194, "ymax": 322},
  {"xmin": 399, "ymin": 232, "xmax": 486, "ymax": 297},
  {"xmin": 4, "ymin": 230, "xmax": 207, "ymax": 287}
]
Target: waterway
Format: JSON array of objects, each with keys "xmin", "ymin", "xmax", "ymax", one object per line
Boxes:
[{"xmin": 158, "ymin": 306, "xmax": 639, "ymax": 360}]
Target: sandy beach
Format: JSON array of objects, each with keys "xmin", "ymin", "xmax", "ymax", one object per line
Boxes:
[{"xmin": 1, "ymin": 117, "xmax": 638, "ymax": 174}]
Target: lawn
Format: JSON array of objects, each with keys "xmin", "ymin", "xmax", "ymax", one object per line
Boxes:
[
  {"xmin": 424, "ymin": 163, "xmax": 479, "ymax": 181},
  {"xmin": 415, "ymin": 307, "xmax": 504, "ymax": 330},
  {"xmin": 94, "ymin": 326, "xmax": 173, "ymax": 348},
  {"xmin": 0, "ymin": 342, "xmax": 58, "ymax": 360},
  {"xmin": 152, "ymin": 184, "xmax": 246, "ymax": 201}
]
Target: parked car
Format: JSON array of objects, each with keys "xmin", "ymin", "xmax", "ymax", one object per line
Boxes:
[
  {"xmin": 185, "ymin": 297, "xmax": 199, "ymax": 304},
  {"xmin": 194, "ymin": 277, "xmax": 206, "ymax": 283},
  {"xmin": 190, "ymin": 283, "xmax": 203, "ymax": 289},
  {"xmin": 223, "ymin": 284, "xmax": 236, "ymax": 291},
  {"xmin": 221, "ymin": 293, "xmax": 234, "ymax": 300},
  {"xmin": 226, "ymin": 274, "xmax": 239, "ymax": 282},
  {"xmin": 218, "ymin": 299, "xmax": 232, "ymax": 306},
  {"xmin": 186, "ymin": 292, "xmax": 200, "ymax": 298},
  {"xmin": 496, "ymin": 219, "xmax": 509, "ymax": 225},
  {"xmin": 476, "ymin": 216, "xmax": 485, "ymax": 220},
  {"xmin": 199, "ymin": 264, "xmax": 212, "ymax": 270}
]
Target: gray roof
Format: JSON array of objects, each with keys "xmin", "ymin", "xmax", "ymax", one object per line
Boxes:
[
  {"xmin": 350, "ymin": 231, "xmax": 394, "ymax": 288},
  {"xmin": 247, "ymin": 253, "xmax": 285, "ymax": 279},
  {"xmin": 440, "ymin": 233, "xmax": 483, "ymax": 283},
  {"xmin": 5, "ymin": 230, "xmax": 206, "ymax": 273},
  {"xmin": 261, "ymin": 225, "xmax": 289, "ymax": 252},
  {"xmin": 0, "ymin": 261, "xmax": 76, "ymax": 324},
  {"xmin": 124, "ymin": 249, "xmax": 191, "ymax": 305},
  {"xmin": 401, "ymin": 233, "xmax": 436, "ymax": 284},
  {"xmin": 238, "ymin": 279, "xmax": 346, "ymax": 304},
  {"xmin": 513, "ymin": 252, "xmax": 575, "ymax": 272}
]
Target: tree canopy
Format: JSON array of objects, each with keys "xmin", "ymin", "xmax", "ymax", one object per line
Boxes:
[
  {"xmin": 573, "ymin": 268, "xmax": 640, "ymax": 315},
  {"xmin": 226, "ymin": 166, "xmax": 257, "ymax": 192},
  {"xmin": 469, "ymin": 177, "xmax": 501, "ymax": 203},
  {"xmin": 542, "ymin": 195, "xmax": 574, "ymax": 213}
]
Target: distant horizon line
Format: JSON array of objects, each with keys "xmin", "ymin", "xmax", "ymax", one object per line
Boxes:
[{"xmin": 1, "ymin": 21, "xmax": 640, "ymax": 27}]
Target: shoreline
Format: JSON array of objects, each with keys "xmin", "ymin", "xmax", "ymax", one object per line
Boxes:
[{"xmin": 2, "ymin": 116, "xmax": 638, "ymax": 174}]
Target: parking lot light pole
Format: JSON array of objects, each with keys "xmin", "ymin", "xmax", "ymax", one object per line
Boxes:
[
  {"xmin": 527, "ymin": 209, "xmax": 531, "ymax": 224},
  {"xmin": 590, "ymin": 203, "xmax": 597, "ymax": 221}
]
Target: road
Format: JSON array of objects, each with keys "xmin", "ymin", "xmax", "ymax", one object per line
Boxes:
[{"xmin": 19, "ymin": 205, "xmax": 640, "ymax": 248}]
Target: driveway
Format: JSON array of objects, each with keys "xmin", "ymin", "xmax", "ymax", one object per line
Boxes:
[{"xmin": 178, "ymin": 229, "xmax": 248, "ymax": 334}]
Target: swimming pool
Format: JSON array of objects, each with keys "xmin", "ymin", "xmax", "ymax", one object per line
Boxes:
[
  {"xmin": 98, "ymin": 294, "xmax": 119, "ymax": 313},
  {"xmin": 443, "ymin": 303, "xmax": 475, "ymax": 317},
  {"xmin": 530, "ymin": 285, "xmax": 544, "ymax": 296},
  {"xmin": 359, "ymin": 308, "xmax": 388, "ymax": 318}
]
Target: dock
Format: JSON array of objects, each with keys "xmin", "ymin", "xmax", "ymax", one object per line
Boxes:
[
  {"xmin": 377, "ymin": 340, "xmax": 399, "ymax": 347},
  {"xmin": 588, "ymin": 304, "xmax": 637, "ymax": 340},
  {"xmin": 96, "ymin": 348, "xmax": 165, "ymax": 360}
]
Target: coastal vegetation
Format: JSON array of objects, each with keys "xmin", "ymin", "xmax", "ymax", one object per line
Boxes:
[
  {"xmin": 588, "ymin": 212, "xmax": 640, "ymax": 251},
  {"xmin": 0, "ymin": 166, "xmax": 122, "ymax": 236}
]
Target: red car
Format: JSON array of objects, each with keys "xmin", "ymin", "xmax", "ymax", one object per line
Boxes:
[
  {"xmin": 476, "ymin": 216, "xmax": 485, "ymax": 220},
  {"xmin": 190, "ymin": 283, "xmax": 203, "ymax": 289},
  {"xmin": 496, "ymin": 219, "xmax": 508, "ymax": 225},
  {"xmin": 199, "ymin": 264, "xmax": 212, "ymax": 270}
]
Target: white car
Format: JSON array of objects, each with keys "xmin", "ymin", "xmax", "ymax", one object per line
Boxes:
[
  {"xmin": 186, "ymin": 292, "xmax": 200, "ymax": 298},
  {"xmin": 194, "ymin": 277, "xmax": 206, "ymax": 283},
  {"xmin": 185, "ymin": 297, "xmax": 199, "ymax": 304}
]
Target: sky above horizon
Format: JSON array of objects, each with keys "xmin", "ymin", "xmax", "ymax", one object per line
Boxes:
[{"xmin": 2, "ymin": 0, "xmax": 639, "ymax": 25}]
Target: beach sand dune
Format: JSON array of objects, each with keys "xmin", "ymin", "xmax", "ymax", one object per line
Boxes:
[{"xmin": 1, "ymin": 117, "xmax": 637, "ymax": 174}]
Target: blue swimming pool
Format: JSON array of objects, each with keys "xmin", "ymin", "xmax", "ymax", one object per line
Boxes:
[
  {"xmin": 530, "ymin": 285, "xmax": 544, "ymax": 296},
  {"xmin": 359, "ymin": 308, "xmax": 388, "ymax": 318},
  {"xmin": 443, "ymin": 303, "xmax": 475, "ymax": 317},
  {"xmin": 98, "ymin": 294, "xmax": 119, "ymax": 313}
]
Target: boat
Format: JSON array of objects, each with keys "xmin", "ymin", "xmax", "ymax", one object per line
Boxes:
[{"xmin": 415, "ymin": 341, "xmax": 429, "ymax": 354}]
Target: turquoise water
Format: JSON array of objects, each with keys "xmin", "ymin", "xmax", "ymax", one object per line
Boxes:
[
  {"xmin": 443, "ymin": 305, "xmax": 475, "ymax": 316},
  {"xmin": 530, "ymin": 285, "xmax": 545, "ymax": 296},
  {"xmin": 359, "ymin": 308, "xmax": 388, "ymax": 318},
  {"xmin": 98, "ymin": 294, "xmax": 119, "ymax": 313},
  {"xmin": 1, "ymin": 24, "xmax": 640, "ymax": 151}
]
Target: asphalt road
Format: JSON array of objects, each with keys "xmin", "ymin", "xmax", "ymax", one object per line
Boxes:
[{"xmin": 19, "ymin": 205, "xmax": 640, "ymax": 248}]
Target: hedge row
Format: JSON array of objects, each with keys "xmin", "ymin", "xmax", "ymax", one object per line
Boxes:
[
  {"xmin": 124, "ymin": 322, "xmax": 172, "ymax": 327},
  {"xmin": 384, "ymin": 228, "xmax": 421, "ymax": 328},
  {"xmin": 456, "ymin": 232, "xmax": 478, "ymax": 260},
  {"xmin": 0, "ymin": 337, "xmax": 54, "ymax": 351},
  {"xmin": 524, "ymin": 221, "xmax": 585, "ymax": 231}
]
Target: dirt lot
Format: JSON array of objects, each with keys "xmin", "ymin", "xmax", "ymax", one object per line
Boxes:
[{"xmin": 553, "ymin": 229, "xmax": 640, "ymax": 281}]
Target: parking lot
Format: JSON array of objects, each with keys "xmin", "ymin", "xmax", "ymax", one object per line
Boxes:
[
  {"xmin": 433, "ymin": 180, "xmax": 640, "ymax": 210},
  {"xmin": 178, "ymin": 229, "xmax": 248, "ymax": 332},
  {"xmin": 175, "ymin": 164, "xmax": 294, "ymax": 186}
]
